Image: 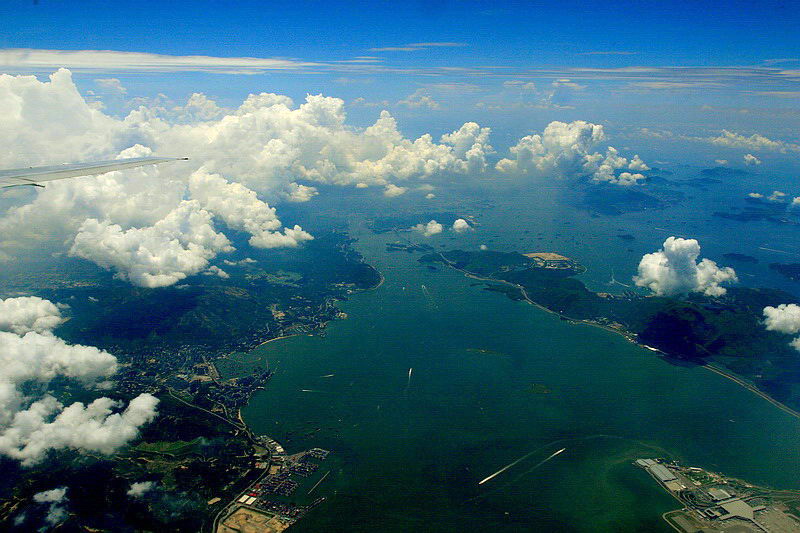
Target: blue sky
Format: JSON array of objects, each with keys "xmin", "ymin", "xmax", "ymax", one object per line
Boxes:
[
  {"xmin": 4, "ymin": 0, "xmax": 798, "ymax": 65},
  {"xmin": 2, "ymin": 0, "xmax": 800, "ymax": 155}
]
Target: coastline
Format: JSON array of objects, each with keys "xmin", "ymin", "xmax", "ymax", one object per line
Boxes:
[
  {"xmin": 370, "ymin": 270, "xmax": 386, "ymax": 290},
  {"xmin": 436, "ymin": 253, "xmax": 800, "ymax": 422},
  {"xmin": 252, "ymin": 333, "xmax": 301, "ymax": 350}
]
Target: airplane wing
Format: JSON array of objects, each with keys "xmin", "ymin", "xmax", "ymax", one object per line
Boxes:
[{"xmin": 0, "ymin": 156, "xmax": 188, "ymax": 188}]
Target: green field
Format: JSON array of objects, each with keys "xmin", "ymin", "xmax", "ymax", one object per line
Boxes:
[{"xmin": 134, "ymin": 437, "xmax": 206, "ymax": 457}]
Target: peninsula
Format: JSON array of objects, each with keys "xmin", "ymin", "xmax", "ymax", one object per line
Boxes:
[{"xmin": 420, "ymin": 249, "xmax": 800, "ymax": 415}]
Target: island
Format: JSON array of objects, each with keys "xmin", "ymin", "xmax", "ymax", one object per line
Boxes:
[
  {"xmin": 420, "ymin": 249, "xmax": 800, "ymax": 415},
  {"xmin": 724, "ymin": 253, "xmax": 759, "ymax": 264},
  {"xmin": 385, "ymin": 241, "xmax": 435, "ymax": 253},
  {"xmin": 770, "ymin": 263, "xmax": 800, "ymax": 282}
]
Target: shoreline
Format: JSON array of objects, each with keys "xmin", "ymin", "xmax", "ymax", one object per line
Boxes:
[
  {"xmin": 252, "ymin": 333, "xmax": 301, "ymax": 350},
  {"xmin": 436, "ymin": 253, "xmax": 800, "ymax": 422}
]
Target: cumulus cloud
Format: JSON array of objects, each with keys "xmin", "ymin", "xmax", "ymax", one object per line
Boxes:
[
  {"xmin": 0, "ymin": 70, "xmax": 496, "ymax": 286},
  {"xmin": 496, "ymin": 120, "xmax": 648, "ymax": 185},
  {"xmin": 763, "ymin": 304, "xmax": 800, "ymax": 334},
  {"xmin": 707, "ymin": 130, "xmax": 800, "ymax": 153},
  {"xmin": 0, "ymin": 297, "xmax": 64, "ymax": 335},
  {"xmin": 763, "ymin": 303, "xmax": 800, "ymax": 352},
  {"xmin": 0, "ymin": 297, "xmax": 157, "ymax": 465},
  {"xmin": 792, "ymin": 197, "xmax": 800, "ymax": 208},
  {"xmin": 383, "ymin": 184, "xmax": 407, "ymax": 197},
  {"xmin": 69, "ymin": 200, "xmax": 234, "ymax": 288},
  {"xmin": 744, "ymin": 153, "xmax": 761, "ymax": 165},
  {"xmin": 0, "ymin": 393, "xmax": 158, "ymax": 466},
  {"xmin": 452, "ymin": 218, "xmax": 471, "ymax": 233},
  {"xmin": 189, "ymin": 170, "xmax": 313, "ymax": 249},
  {"xmin": 94, "ymin": 77, "xmax": 127, "ymax": 95},
  {"xmin": 127, "ymin": 481, "xmax": 156, "ymax": 498},
  {"xmin": 634, "ymin": 237, "xmax": 738, "ymax": 297},
  {"xmin": 768, "ymin": 190, "xmax": 787, "ymax": 202},
  {"xmin": 425, "ymin": 193, "xmax": 436, "ymax": 199},
  {"xmin": 440, "ymin": 122, "xmax": 493, "ymax": 174},
  {"xmin": 496, "ymin": 120, "xmax": 604, "ymax": 176},
  {"xmin": 628, "ymin": 154, "xmax": 650, "ymax": 171},
  {"xmin": 33, "ymin": 487, "xmax": 68, "ymax": 528},
  {"xmin": 0, "ymin": 331, "xmax": 118, "ymax": 401},
  {"xmin": 749, "ymin": 190, "xmax": 789, "ymax": 203},
  {"xmin": 206, "ymin": 265, "xmax": 229, "ymax": 279},
  {"xmin": 397, "ymin": 89, "xmax": 440, "ymax": 110},
  {"xmin": 610, "ymin": 172, "xmax": 646, "ymax": 185},
  {"xmin": 413, "ymin": 220, "xmax": 443, "ymax": 237},
  {"xmin": 283, "ymin": 182, "xmax": 318, "ymax": 202}
]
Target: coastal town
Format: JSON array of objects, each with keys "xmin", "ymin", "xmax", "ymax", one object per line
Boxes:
[{"xmin": 214, "ymin": 439, "xmax": 332, "ymax": 533}]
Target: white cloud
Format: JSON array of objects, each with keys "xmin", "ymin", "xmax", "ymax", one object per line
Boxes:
[
  {"xmin": 496, "ymin": 120, "xmax": 605, "ymax": 176},
  {"xmin": 744, "ymin": 153, "xmax": 762, "ymax": 165},
  {"xmin": 750, "ymin": 190, "xmax": 790, "ymax": 203},
  {"xmin": 171, "ymin": 92, "xmax": 228, "ymax": 122},
  {"xmin": 763, "ymin": 304, "xmax": 800, "ymax": 334},
  {"xmin": 496, "ymin": 120, "xmax": 648, "ymax": 185},
  {"xmin": 715, "ymin": 159, "xmax": 728, "ymax": 165},
  {"xmin": 127, "ymin": 481, "xmax": 156, "ymax": 498},
  {"xmin": 33, "ymin": 487, "xmax": 68, "ymax": 528},
  {"xmin": 792, "ymin": 197, "xmax": 800, "ymax": 208},
  {"xmin": 69, "ymin": 200, "xmax": 234, "ymax": 288},
  {"xmin": 0, "ymin": 297, "xmax": 157, "ymax": 465},
  {"xmin": 634, "ymin": 237, "xmax": 737, "ymax": 297},
  {"xmin": 206, "ymin": 265, "xmax": 229, "ymax": 279},
  {"xmin": 397, "ymin": 89, "xmax": 440, "ymax": 110},
  {"xmin": 0, "ymin": 70, "xmax": 492, "ymax": 287},
  {"xmin": 188, "ymin": 170, "xmax": 313, "ymax": 249},
  {"xmin": 763, "ymin": 303, "xmax": 800, "ymax": 352},
  {"xmin": 551, "ymin": 78, "xmax": 586, "ymax": 90},
  {"xmin": 0, "ymin": 331, "xmax": 118, "ymax": 401},
  {"xmin": 479, "ymin": 244, "xmax": 488, "ymax": 250},
  {"xmin": 440, "ymin": 122, "xmax": 492, "ymax": 174},
  {"xmin": 452, "ymin": 218, "xmax": 472, "ymax": 233},
  {"xmin": 94, "ymin": 77, "xmax": 127, "ymax": 95},
  {"xmin": 707, "ymin": 130, "xmax": 800, "ymax": 153},
  {"xmin": 383, "ymin": 184, "xmax": 407, "ymax": 197},
  {"xmin": 768, "ymin": 190, "xmax": 786, "ymax": 202},
  {"xmin": 413, "ymin": 220, "xmax": 443, "ymax": 237},
  {"xmin": 611, "ymin": 172, "xmax": 646, "ymax": 186},
  {"xmin": 1, "ymin": 48, "xmax": 319, "ymax": 74},
  {"xmin": 284, "ymin": 182, "xmax": 318, "ymax": 203},
  {"xmin": 0, "ymin": 393, "xmax": 159, "ymax": 465},
  {"xmin": 425, "ymin": 193, "xmax": 436, "ymax": 199},
  {"xmin": 0, "ymin": 297, "xmax": 64, "ymax": 335},
  {"xmin": 628, "ymin": 154, "xmax": 650, "ymax": 171}
]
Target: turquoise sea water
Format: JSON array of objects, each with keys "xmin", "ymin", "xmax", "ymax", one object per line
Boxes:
[{"xmin": 237, "ymin": 181, "xmax": 800, "ymax": 532}]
